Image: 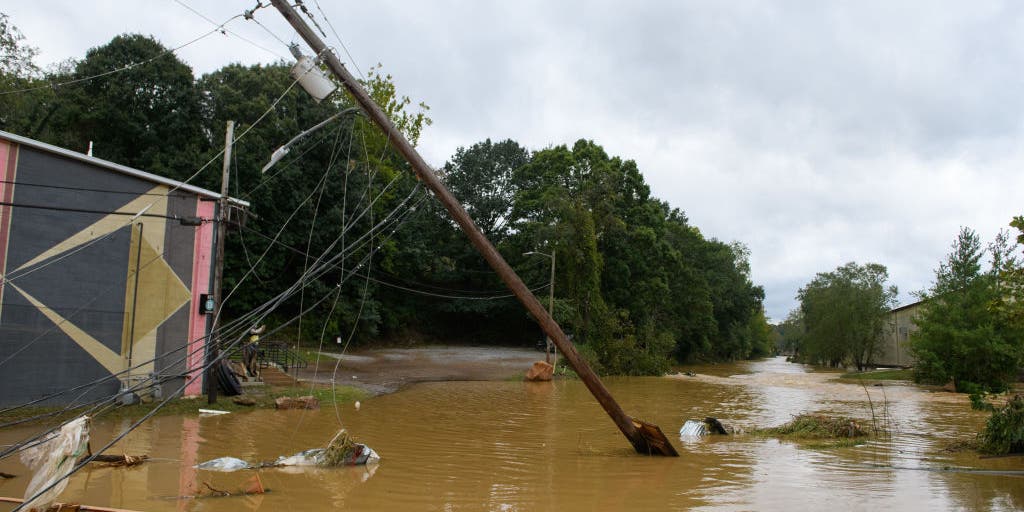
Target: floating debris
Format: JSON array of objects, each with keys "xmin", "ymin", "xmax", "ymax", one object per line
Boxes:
[
  {"xmin": 758, "ymin": 414, "xmax": 867, "ymax": 439},
  {"xmin": 89, "ymin": 454, "xmax": 148, "ymax": 468},
  {"xmin": 679, "ymin": 417, "xmax": 731, "ymax": 437},
  {"xmin": 20, "ymin": 416, "xmax": 90, "ymax": 511},
  {"xmin": 198, "ymin": 409, "xmax": 231, "ymax": 416},
  {"xmin": 679, "ymin": 420, "xmax": 707, "ymax": 437},
  {"xmin": 195, "ymin": 457, "xmax": 252, "ymax": 472},
  {"xmin": 195, "ymin": 429, "xmax": 379, "ymax": 472}
]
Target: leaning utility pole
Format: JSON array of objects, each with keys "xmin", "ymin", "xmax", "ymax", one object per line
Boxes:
[
  {"xmin": 270, "ymin": 1, "xmax": 676, "ymax": 456},
  {"xmin": 208, "ymin": 120, "xmax": 234, "ymax": 404}
]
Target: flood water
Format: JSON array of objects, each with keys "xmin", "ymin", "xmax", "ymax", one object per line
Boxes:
[{"xmin": 2, "ymin": 356, "xmax": 1023, "ymax": 511}]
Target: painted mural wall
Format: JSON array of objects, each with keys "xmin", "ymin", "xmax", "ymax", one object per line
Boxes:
[{"xmin": 0, "ymin": 138, "xmax": 213, "ymax": 406}]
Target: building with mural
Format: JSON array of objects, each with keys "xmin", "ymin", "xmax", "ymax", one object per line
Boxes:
[{"xmin": 0, "ymin": 130, "xmax": 246, "ymax": 406}]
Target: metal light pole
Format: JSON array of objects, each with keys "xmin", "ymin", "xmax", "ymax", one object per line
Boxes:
[{"xmin": 524, "ymin": 250, "xmax": 555, "ymax": 364}]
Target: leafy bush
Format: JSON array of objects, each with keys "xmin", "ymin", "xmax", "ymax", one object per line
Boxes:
[{"xmin": 977, "ymin": 395, "xmax": 1024, "ymax": 455}]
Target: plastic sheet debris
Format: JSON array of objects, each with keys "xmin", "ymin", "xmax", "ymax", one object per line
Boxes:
[
  {"xmin": 195, "ymin": 457, "xmax": 252, "ymax": 472},
  {"xmin": 19, "ymin": 416, "xmax": 90, "ymax": 511}
]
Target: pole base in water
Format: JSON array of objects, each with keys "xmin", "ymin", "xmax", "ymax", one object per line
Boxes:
[{"xmin": 631, "ymin": 419, "xmax": 679, "ymax": 456}]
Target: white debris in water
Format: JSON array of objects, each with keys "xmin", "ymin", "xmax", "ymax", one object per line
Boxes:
[
  {"xmin": 275, "ymin": 448, "xmax": 326, "ymax": 466},
  {"xmin": 21, "ymin": 416, "xmax": 90, "ymax": 511},
  {"xmin": 679, "ymin": 420, "xmax": 708, "ymax": 437},
  {"xmin": 194, "ymin": 456, "xmax": 251, "ymax": 472}
]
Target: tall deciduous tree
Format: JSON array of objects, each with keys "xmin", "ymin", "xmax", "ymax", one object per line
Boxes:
[
  {"xmin": 441, "ymin": 139, "xmax": 528, "ymax": 242},
  {"xmin": 38, "ymin": 35, "xmax": 205, "ymax": 180},
  {"xmin": 797, "ymin": 262, "xmax": 897, "ymax": 370},
  {"xmin": 0, "ymin": 13, "xmax": 54, "ymax": 137},
  {"xmin": 911, "ymin": 227, "xmax": 1024, "ymax": 391}
]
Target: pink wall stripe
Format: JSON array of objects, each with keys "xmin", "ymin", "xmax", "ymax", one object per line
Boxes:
[
  {"xmin": 0, "ymin": 141, "xmax": 17, "ymax": 320},
  {"xmin": 184, "ymin": 200, "xmax": 215, "ymax": 397}
]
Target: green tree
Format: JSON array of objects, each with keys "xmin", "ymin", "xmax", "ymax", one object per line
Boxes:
[
  {"xmin": 198, "ymin": 61, "xmax": 430, "ymax": 344},
  {"xmin": 508, "ymin": 139, "xmax": 767, "ymax": 372},
  {"xmin": 797, "ymin": 262, "xmax": 897, "ymax": 370},
  {"xmin": 0, "ymin": 12, "xmax": 56, "ymax": 137},
  {"xmin": 377, "ymin": 138, "xmax": 534, "ymax": 343},
  {"xmin": 911, "ymin": 227, "xmax": 1024, "ymax": 391},
  {"xmin": 777, "ymin": 309, "xmax": 805, "ymax": 356},
  {"xmin": 34, "ymin": 35, "xmax": 205, "ymax": 179},
  {"xmin": 440, "ymin": 139, "xmax": 527, "ymax": 241},
  {"xmin": 0, "ymin": 13, "xmax": 38, "ymax": 78}
]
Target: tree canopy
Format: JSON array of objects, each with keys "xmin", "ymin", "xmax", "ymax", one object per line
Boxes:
[
  {"xmin": 792, "ymin": 262, "xmax": 897, "ymax": 370},
  {"xmin": 911, "ymin": 227, "xmax": 1024, "ymax": 392}
]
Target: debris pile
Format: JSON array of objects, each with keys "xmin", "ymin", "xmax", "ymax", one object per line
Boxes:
[
  {"xmin": 195, "ymin": 429, "xmax": 379, "ymax": 472},
  {"xmin": 759, "ymin": 414, "xmax": 867, "ymax": 439},
  {"xmin": 274, "ymin": 395, "xmax": 320, "ymax": 410},
  {"xmin": 525, "ymin": 361, "xmax": 554, "ymax": 382}
]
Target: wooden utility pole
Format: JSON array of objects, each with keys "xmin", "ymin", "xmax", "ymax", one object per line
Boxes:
[
  {"xmin": 270, "ymin": 1, "xmax": 676, "ymax": 456},
  {"xmin": 208, "ymin": 120, "xmax": 234, "ymax": 404},
  {"xmin": 546, "ymin": 249, "xmax": 555, "ymax": 363}
]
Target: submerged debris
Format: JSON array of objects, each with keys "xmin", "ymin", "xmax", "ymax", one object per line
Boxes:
[
  {"xmin": 89, "ymin": 453, "xmax": 148, "ymax": 467},
  {"xmin": 275, "ymin": 429, "xmax": 380, "ymax": 467},
  {"xmin": 195, "ymin": 429, "xmax": 379, "ymax": 472},
  {"xmin": 195, "ymin": 457, "xmax": 252, "ymax": 472},
  {"xmin": 525, "ymin": 361, "xmax": 554, "ymax": 382},
  {"xmin": 275, "ymin": 395, "xmax": 320, "ymax": 410},
  {"xmin": 758, "ymin": 414, "xmax": 867, "ymax": 439},
  {"xmin": 679, "ymin": 417, "xmax": 731, "ymax": 437}
]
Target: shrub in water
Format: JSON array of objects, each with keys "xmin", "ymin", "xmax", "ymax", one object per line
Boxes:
[{"xmin": 978, "ymin": 395, "xmax": 1024, "ymax": 455}]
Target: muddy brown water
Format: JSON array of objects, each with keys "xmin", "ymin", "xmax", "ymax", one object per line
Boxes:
[{"xmin": 1, "ymin": 356, "xmax": 1022, "ymax": 511}]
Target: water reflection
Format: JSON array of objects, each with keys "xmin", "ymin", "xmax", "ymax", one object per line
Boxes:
[{"xmin": 1, "ymin": 356, "xmax": 1021, "ymax": 511}]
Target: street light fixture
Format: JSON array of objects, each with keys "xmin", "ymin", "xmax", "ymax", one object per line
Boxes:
[
  {"xmin": 524, "ymin": 249, "xmax": 556, "ymax": 364},
  {"xmin": 261, "ymin": 107, "xmax": 361, "ymax": 173}
]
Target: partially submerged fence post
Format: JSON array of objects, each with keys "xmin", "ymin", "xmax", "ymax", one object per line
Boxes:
[{"xmin": 270, "ymin": 0, "xmax": 677, "ymax": 457}]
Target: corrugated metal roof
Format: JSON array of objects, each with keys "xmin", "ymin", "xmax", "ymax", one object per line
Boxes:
[{"xmin": 0, "ymin": 130, "xmax": 250, "ymax": 207}]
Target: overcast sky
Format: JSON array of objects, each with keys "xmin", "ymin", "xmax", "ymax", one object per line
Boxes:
[{"xmin": 5, "ymin": 1, "xmax": 1023, "ymax": 321}]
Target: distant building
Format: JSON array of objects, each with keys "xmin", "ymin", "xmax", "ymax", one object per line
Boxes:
[
  {"xmin": 874, "ymin": 300, "xmax": 923, "ymax": 368},
  {"xmin": 0, "ymin": 130, "xmax": 247, "ymax": 406}
]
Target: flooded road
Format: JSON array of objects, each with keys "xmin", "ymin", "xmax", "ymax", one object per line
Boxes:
[{"xmin": 2, "ymin": 356, "xmax": 1022, "ymax": 511}]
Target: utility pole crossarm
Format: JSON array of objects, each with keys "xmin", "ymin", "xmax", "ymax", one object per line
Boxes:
[{"xmin": 269, "ymin": 0, "xmax": 677, "ymax": 457}]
